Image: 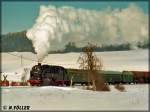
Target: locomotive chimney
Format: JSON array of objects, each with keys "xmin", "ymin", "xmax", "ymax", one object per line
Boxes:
[{"xmin": 38, "ymin": 63, "xmax": 41, "ymax": 66}]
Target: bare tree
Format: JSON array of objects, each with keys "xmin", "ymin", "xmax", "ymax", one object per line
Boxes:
[{"xmin": 78, "ymin": 43, "xmax": 110, "ymax": 91}]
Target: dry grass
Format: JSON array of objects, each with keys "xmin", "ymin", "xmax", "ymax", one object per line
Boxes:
[
  {"xmin": 114, "ymin": 84, "xmax": 126, "ymax": 92},
  {"xmin": 88, "ymin": 72, "xmax": 110, "ymax": 91},
  {"xmin": 96, "ymin": 82, "xmax": 110, "ymax": 91}
]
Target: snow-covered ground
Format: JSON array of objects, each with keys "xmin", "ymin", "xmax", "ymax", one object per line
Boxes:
[{"xmin": 1, "ymin": 85, "xmax": 149, "ymax": 111}]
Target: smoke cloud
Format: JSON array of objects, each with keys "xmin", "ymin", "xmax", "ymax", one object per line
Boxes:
[{"xmin": 26, "ymin": 3, "xmax": 148, "ymax": 62}]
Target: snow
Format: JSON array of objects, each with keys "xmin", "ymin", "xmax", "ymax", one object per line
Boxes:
[
  {"xmin": 1, "ymin": 85, "xmax": 149, "ymax": 111},
  {"xmin": 1, "ymin": 49, "xmax": 148, "ymax": 73},
  {"xmin": 1, "ymin": 68, "xmax": 31, "ymax": 82}
]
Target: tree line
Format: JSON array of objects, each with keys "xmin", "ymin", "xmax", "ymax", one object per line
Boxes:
[
  {"xmin": 1, "ymin": 31, "xmax": 149, "ymax": 53},
  {"xmin": 1, "ymin": 31, "xmax": 35, "ymax": 52}
]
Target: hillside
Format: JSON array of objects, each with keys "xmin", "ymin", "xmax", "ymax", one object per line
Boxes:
[
  {"xmin": 1, "ymin": 31, "xmax": 149, "ymax": 52},
  {"xmin": 1, "ymin": 31, "xmax": 34, "ymax": 52}
]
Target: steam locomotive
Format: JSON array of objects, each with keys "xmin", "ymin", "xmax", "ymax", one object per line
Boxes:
[{"xmin": 28, "ymin": 63, "xmax": 70, "ymax": 86}]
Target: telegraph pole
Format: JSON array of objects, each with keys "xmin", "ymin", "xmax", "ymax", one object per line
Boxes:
[{"xmin": 21, "ymin": 55, "xmax": 23, "ymax": 68}]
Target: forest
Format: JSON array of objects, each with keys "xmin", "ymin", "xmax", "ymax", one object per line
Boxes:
[{"xmin": 1, "ymin": 31, "xmax": 149, "ymax": 53}]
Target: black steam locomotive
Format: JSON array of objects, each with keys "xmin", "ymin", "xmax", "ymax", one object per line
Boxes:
[{"xmin": 28, "ymin": 63, "xmax": 70, "ymax": 86}]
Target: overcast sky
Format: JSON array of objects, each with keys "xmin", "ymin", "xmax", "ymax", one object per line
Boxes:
[{"xmin": 2, "ymin": 1, "xmax": 148, "ymax": 34}]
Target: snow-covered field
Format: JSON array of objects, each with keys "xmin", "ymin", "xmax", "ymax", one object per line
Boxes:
[
  {"xmin": 1, "ymin": 85, "xmax": 149, "ymax": 111},
  {"xmin": 1, "ymin": 49, "xmax": 149, "ymax": 111},
  {"xmin": 1, "ymin": 49, "xmax": 149, "ymax": 72}
]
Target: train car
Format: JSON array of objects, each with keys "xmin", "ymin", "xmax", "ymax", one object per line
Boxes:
[
  {"xmin": 122, "ymin": 71, "xmax": 134, "ymax": 84},
  {"xmin": 0, "ymin": 80, "xmax": 9, "ymax": 86},
  {"xmin": 131, "ymin": 71, "xmax": 150, "ymax": 84},
  {"xmin": 28, "ymin": 63, "xmax": 70, "ymax": 86},
  {"xmin": 100, "ymin": 71, "xmax": 122, "ymax": 84},
  {"xmin": 67, "ymin": 69, "xmax": 89, "ymax": 85}
]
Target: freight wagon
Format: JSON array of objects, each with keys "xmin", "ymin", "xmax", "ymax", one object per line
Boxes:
[
  {"xmin": 131, "ymin": 71, "xmax": 150, "ymax": 83},
  {"xmin": 122, "ymin": 71, "xmax": 134, "ymax": 84}
]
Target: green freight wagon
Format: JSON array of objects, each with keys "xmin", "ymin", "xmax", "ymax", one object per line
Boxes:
[
  {"xmin": 68, "ymin": 69, "xmax": 124, "ymax": 85},
  {"xmin": 122, "ymin": 71, "xmax": 134, "ymax": 84},
  {"xmin": 100, "ymin": 71, "xmax": 122, "ymax": 84},
  {"xmin": 67, "ymin": 69, "xmax": 88, "ymax": 85}
]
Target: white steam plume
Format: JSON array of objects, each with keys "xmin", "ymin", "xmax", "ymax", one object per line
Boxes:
[{"xmin": 26, "ymin": 3, "xmax": 148, "ymax": 62}]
